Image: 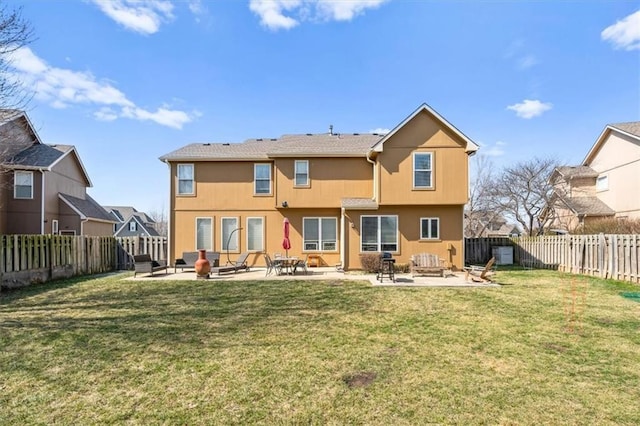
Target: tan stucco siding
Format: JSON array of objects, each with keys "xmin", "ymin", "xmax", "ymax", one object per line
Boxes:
[
  {"xmin": 83, "ymin": 220, "xmax": 113, "ymax": 236},
  {"xmin": 344, "ymin": 205, "xmax": 464, "ymax": 270},
  {"xmin": 275, "ymin": 158, "xmax": 372, "ymax": 208},
  {"xmin": 171, "ymin": 208, "xmax": 342, "ymax": 267},
  {"xmin": 588, "ymin": 132, "xmax": 640, "ymax": 218},
  {"xmin": 378, "ymin": 110, "xmax": 470, "ymax": 205},
  {"xmin": 172, "ymin": 162, "xmax": 276, "ymax": 212}
]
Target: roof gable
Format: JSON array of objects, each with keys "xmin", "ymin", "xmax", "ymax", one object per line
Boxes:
[
  {"xmin": 583, "ymin": 122, "xmax": 640, "ymax": 165},
  {"xmin": 370, "ymin": 103, "xmax": 479, "ymax": 154}
]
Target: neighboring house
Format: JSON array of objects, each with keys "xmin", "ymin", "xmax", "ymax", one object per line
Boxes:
[
  {"xmin": 464, "ymin": 210, "xmax": 521, "ymax": 238},
  {"xmin": 159, "ymin": 104, "xmax": 479, "ymax": 270},
  {"xmin": 104, "ymin": 206, "xmax": 160, "ymax": 237},
  {"xmin": 0, "ymin": 110, "xmax": 115, "ymax": 236},
  {"xmin": 547, "ymin": 122, "xmax": 639, "ymax": 232}
]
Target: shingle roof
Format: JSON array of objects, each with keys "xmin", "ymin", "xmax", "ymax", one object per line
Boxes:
[
  {"xmin": 59, "ymin": 194, "xmax": 114, "ymax": 222},
  {"xmin": 341, "ymin": 197, "xmax": 379, "ymax": 210},
  {"xmin": 6, "ymin": 144, "xmax": 73, "ymax": 168},
  {"xmin": 562, "ymin": 196, "xmax": 615, "ymax": 216},
  {"xmin": 556, "ymin": 165, "xmax": 599, "ymax": 179},
  {"xmin": 610, "ymin": 121, "xmax": 640, "ymax": 138},
  {"xmin": 159, "ymin": 133, "xmax": 384, "ymax": 161}
]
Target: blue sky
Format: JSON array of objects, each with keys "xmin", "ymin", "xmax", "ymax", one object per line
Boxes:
[{"xmin": 6, "ymin": 0, "xmax": 640, "ymax": 214}]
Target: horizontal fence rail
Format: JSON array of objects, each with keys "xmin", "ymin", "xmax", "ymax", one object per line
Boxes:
[{"xmin": 465, "ymin": 234, "xmax": 640, "ymax": 284}]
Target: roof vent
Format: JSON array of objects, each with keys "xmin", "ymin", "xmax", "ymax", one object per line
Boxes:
[
  {"xmin": 222, "ymin": 143, "xmax": 230, "ymax": 146},
  {"xmin": 329, "ymin": 124, "xmax": 334, "ymax": 135},
  {"xmin": 270, "ymin": 138, "xmax": 277, "ymax": 141},
  {"xmin": 353, "ymin": 133, "xmax": 360, "ymax": 136},
  {"xmin": 256, "ymin": 138, "xmax": 263, "ymax": 141},
  {"xmin": 203, "ymin": 143, "xmax": 211, "ymax": 146},
  {"xmin": 306, "ymin": 133, "xmax": 312, "ymax": 136}
]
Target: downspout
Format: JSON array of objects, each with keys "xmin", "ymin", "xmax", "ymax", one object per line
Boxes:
[
  {"xmin": 365, "ymin": 150, "xmax": 377, "ymax": 201},
  {"xmin": 41, "ymin": 171, "xmax": 45, "ymax": 234},
  {"xmin": 80, "ymin": 218, "xmax": 88, "ymax": 235},
  {"xmin": 340, "ymin": 207, "xmax": 345, "ymax": 268},
  {"xmin": 165, "ymin": 160, "xmax": 172, "ymax": 266}
]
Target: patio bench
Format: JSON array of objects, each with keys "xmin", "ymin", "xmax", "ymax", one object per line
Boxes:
[
  {"xmin": 133, "ymin": 254, "xmax": 167, "ymax": 277},
  {"xmin": 410, "ymin": 253, "xmax": 446, "ymax": 277}
]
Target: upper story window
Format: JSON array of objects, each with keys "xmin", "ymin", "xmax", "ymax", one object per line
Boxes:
[
  {"xmin": 420, "ymin": 217, "xmax": 440, "ymax": 240},
  {"xmin": 129, "ymin": 221, "xmax": 137, "ymax": 232},
  {"xmin": 177, "ymin": 164, "xmax": 194, "ymax": 195},
  {"xmin": 14, "ymin": 171, "xmax": 33, "ymax": 199},
  {"xmin": 596, "ymin": 175, "xmax": 608, "ymax": 192},
  {"xmin": 254, "ymin": 164, "xmax": 271, "ymax": 195},
  {"xmin": 413, "ymin": 152, "xmax": 433, "ymax": 189},
  {"xmin": 361, "ymin": 215, "xmax": 398, "ymax": 252},
  {"xmin": 295, "ymin": 160, "xmax": 309, "ymax": 187}
]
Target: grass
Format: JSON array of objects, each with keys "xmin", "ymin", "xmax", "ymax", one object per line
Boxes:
[{"xmin": 1, "ymin": 270, "xmax": 640, "ymax": 425}]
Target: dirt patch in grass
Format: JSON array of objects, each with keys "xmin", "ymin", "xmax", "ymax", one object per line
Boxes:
[{"xmin": 343, "ymin": 371, "xmax": 377, "ymax": 388}]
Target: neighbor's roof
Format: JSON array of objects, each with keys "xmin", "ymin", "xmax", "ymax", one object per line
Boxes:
[
  {"xmin": 159, "ymin": 133, "xmax": 383, "ymax": 162},
  {"xmin": 554, "ymin": 165, "xmax": 599, "ymax": 179},
  {"xmin": 59, "ymin": 193, "xmax": 115, "ymax": 222},
  {"xmin": 583, "ymin": 121, "xmax": 640, "ymax": 165},
  {"xmin": 561, "ymin": 196, "xmax": 615, "ymax": 217}
]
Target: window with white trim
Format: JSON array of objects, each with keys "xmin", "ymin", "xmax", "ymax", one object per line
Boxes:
[
  {"xmin": 420, "ymin": 217, "xmax": 440, "ymax": 240},
  {"xmin": 361, "ymin": 215, "xmax": 398, "ymax": 252},
  {"xmin": 303, "ymin": 217, "xmax": 337, "ymax": 251},
  {"xmin": 295, "ymin": 160, "xmax": 309, "ymax": 187},
  {"xmin": 596, "ymin": 175, "xmax": 608, "ymax": 191},
  {"xmin": 247, "ymin": 217, "xmax": 264, "ymax": 251},
  {"xmin": 413, "ymin": 152, "xmax": 433, "ymax": 189},
  {"xmin": 14, "ymin": 171, "xmax": 33, "ymax": 199},
  {"xmin": 196, "ymin": 217, "xmax": 212, "ymax": 250},
  {"xmin": 52, "ymin": 220, "xmax": 59, "ymax": 235},
  {"xmin": 222, "ymin": 217, "xmax": 239, "ymax": 251},
  {"xmin": 254, "ymin": 164, "xmax": 271, "ymax": 195},
  {"xmin": 177, "ymin": 164, "xmax": 194, "ymax": 195},
  {"xmin": 129, "ymin": 221, "xmax": 137, "ymax": 232}
]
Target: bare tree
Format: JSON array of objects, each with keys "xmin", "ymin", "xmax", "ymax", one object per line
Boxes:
[
  {"xmin": 0, "ymin": 3, "xmax": 34, "ymax": 112},
  {"xmin": 465, "ymin": 154, "xmax": 504, "ymax": 237},
  {"xmin": 148, "ymin": 206, "xmax": 168, "ymax": 237},
  {"xmin": 490, "ymin": 157, "xmax": 561, "ymax": 236}
]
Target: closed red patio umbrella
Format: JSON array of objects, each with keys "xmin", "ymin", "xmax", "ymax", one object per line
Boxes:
[{"xmin": 282, "ymin": 217, "xmax": 291, "ymax": 257}]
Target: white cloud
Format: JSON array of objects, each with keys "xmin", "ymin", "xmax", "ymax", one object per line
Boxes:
[
  {"xmin": 9, "ymin": 47, "xmax": 194, "ymax": 129},
  {"xmin": 601, "ymin": 10, "xmax": 640, "ymax": 51},
  {"xmin": 482, "ymin": 141, "xmax": 506, "ymax": 157},
  {"xmin": 90, "ymin": 0, "xmax": 174, "ymax": 35},
  {"xmin": 517, "ymin": 54, "xmax": 538, "ymax": 70},
  {"xmin": 369, "ymin": 127, "xmax": 390, "ymax": 135},
  {"xmin": 249, "ymin": 0, "xmax": 388, "ymax": 31},
  {"xmin": 507, "ymin": 99, "xmax": 552, "ymax": 119}
]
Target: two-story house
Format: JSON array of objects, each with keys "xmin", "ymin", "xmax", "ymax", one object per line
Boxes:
[
  {"xmin": 0, "ymin": 110, "xmax": 115, "ymax": 236},
  {"xmin": 548, "ymin": 122, "xmax": 639, "ymax": 232},
  {"xmin": 104, "ymin": 206, "xmax": 161, "ymax": 237},
  {"xmin": 160, "ymin": 104, "xmax": 479, "ymax": 270}
]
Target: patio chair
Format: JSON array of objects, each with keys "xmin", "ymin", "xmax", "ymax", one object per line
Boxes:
[
  {"xmin": 463, "ymin": 257, "xmax": 496, "ymax": 283},
  {"xmin": 264, "ymin": 253, "xmax": 282, "ymax": 276},
  {"xmin": 293, "ymin": 254, "xmax": 309, "ymax": 275},
  {"xmin": 210, "ymin": 252, "xmax": 251, "ymax": 275},
  {"xmin": 133, "ymin": 254, "xmax": 167, "ymax": 277}
]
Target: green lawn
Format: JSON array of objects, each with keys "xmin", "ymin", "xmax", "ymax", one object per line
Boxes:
[{"xmin": 1, "ymin": 270, "xmax": 639, "ymax": 425}]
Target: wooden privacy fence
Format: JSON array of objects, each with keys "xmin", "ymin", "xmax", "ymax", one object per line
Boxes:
[
  {"xmin": 115, "ymin": 236, "xmax": 167, "ymax": 270},
  {"xmin": 465, "ymin": 235, "xmax": 640, "ymax": 284},
  {"xmin": 0, "ymin": 235, "xmax": 116, "ymax": 289}
]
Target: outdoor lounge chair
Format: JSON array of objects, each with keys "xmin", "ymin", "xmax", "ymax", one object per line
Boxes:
[
  {"xmin": 133, "ymin": 254, "xmax": 167, "ymax": 277},
  {"xmin": 210, "ymin": 252, "xmax": 250, "ymax": 275},
  {"xmin": 410, "ymin": 253, "xmax": 446, "ymax": 277},
  {"xmin": 174, "ymin": 251, "xmax": 220, "ymax": 273},
  {"xmin": 463, "ymin": 257, "xmax": 496, "ymax": 283}
]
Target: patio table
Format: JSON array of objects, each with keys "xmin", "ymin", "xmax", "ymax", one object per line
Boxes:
[{"xmin": 276, "ymin": 257, "xmax": 299, "ymax": 275}]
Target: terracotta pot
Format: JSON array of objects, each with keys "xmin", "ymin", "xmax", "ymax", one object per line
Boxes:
[{"xmin": 195, "ymin": 249, "xmax": 211, "ymax": 277}]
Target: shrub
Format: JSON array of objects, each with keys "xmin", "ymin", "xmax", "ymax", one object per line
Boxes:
[
  {"xmin": 359, "ymin": 253, "xmax": 381, "ymax": 273},
  {"xmin": 394, "ymin": 263, "xmax": 410, "ymax": 273},
  {"xmin": 571, "ymin": 218, "xmax": 640, "ymax": 235}
]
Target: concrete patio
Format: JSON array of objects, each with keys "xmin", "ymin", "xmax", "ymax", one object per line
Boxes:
[{"xmin": 125, "ymin": 266, "xmax": 499, "ymax": 288}]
